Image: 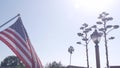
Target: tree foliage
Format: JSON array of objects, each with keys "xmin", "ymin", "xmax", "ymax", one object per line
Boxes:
[
  {"xmin": 45, "ymin": 61, "xmax": 63, "ymax": 68},
  {"xmin": 0, "ymin": 55, "xmax": 25, "ymax": 68}
]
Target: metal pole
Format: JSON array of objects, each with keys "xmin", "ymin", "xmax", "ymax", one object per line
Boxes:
[
  {"xmin": 0, "ymin": 14, "xmax": 20, "ymax": 28},
  {"xmin": 95, "ymin": 43, "xmax": 100, "ymax": 68}
]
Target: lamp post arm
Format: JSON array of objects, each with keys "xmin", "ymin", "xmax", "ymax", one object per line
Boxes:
[
  {"xmin": 87, "ymin": 37, "xmax": 91, "ymax": 44},
  {"xmin": 106, "ymin": 28, "xmax": 114, "ymax": 35},
  {"xmin": 81, "ymin": 43, "xmax": 86, "ymax": 46}
]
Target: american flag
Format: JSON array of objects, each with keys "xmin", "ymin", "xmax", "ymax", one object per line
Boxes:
[{"xmin": 0, "ymin": 17, "xmax": 43, "ymax": 68}]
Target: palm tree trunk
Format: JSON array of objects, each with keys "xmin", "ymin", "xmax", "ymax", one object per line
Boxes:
[{"xmin": 69, "ymin": 54, "xmax": 72, "ymax": 65}]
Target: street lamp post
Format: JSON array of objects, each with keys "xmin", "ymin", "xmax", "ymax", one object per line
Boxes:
[{"xmin": 91, "ymin": 29, "xmax": 102, "ymax": 68}]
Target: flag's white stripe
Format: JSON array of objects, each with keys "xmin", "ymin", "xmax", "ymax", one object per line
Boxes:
[
  {"xmin": 31, "ymin": 47, "xmax": 37, "ymax": 68},
  {"xmin": 29, "ymin": 42, "xmax": 43, "ymax": 68},
  {"xmin": 28, "ymin": 38, "xmax": 43, "ymax": 68},
  {"xmin": 34, "ymin": 52, "xmax": 38, "ymax": 68},
  {"xmin": 3, "ymin": 30, "xmax": 31, "ymax": 57},
  {"xmin": 0, "ymin": 34, "xmax": 32, "ymax": 68},
  {"xmin": 33, "ymin": 47, "xmax": 42, "ymax": 68},
  {"xmin": 8, "ymin": 28, "xmax": 31, "ymax": 50},
  {"xmin": 37, "ymin": 56, "xmax": 43, "ymax": 68},
  {"xmin": 29, "ymin": 42, "xmax": 38, "ymax": 68}
]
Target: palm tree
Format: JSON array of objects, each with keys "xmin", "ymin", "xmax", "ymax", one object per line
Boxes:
[{"xmin": 68, "ymin": 46, "xmax": 74, "ymax": 65}]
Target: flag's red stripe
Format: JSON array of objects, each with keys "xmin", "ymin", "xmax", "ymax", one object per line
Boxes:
[
  {"xmin": 0, "ymin": 36, "xmax": 31, "ymax": 68},
  {"xmin": 0, "ymin": 31, "xmax": 32, "ymax": 63},
  {"xmin": 27, "ymin": 40, "xmax": 36, "ymax": 68},
  {"xmin": 27, "ymin": 39, "xmax": 36, "ymax": 68},
  {"xmin": 28, "ymin": 40, "xmax": 43, "ymax": 68},
  {"xmin": 35, "ymin": 53, "xmax": 41, "ymax": 68},
  {"xmin": 32, "ymin": 47, "xmax": 40, "ymax": 68},
  {"xmin": 38, "ymin": 56, "xmax": 43, "ymax": 68},
  {"xmin": 35, "ymin": 50, "xmax": 43, "ymax": 68},
  {"xmin": 36, "ymin": 53, "xmax": 43, "ymax": 68}
]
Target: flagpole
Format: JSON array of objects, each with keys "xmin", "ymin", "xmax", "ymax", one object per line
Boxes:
[{"xmin": 0, "ymin": 14, "xmax": 20, "ymax": 28}]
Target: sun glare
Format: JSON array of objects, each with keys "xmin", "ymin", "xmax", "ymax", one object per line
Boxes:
[{"xmin": 74, "ymin": 0, "xmax": 113, "ymax": 11}]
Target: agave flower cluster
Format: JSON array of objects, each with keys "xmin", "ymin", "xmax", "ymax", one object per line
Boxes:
[{"xmin": 96, "ymin": 12, "xmax": 119, "ymax": 68}]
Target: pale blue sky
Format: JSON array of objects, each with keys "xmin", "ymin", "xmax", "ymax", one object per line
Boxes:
[{"xmin": 0, "ymin": 0, "xmax": 120, "ymax": 68}]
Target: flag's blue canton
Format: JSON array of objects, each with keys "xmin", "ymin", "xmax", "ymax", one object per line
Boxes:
[{"xmin": 10, "ymin": 18, "xmax": 26, "ymax": 41}]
